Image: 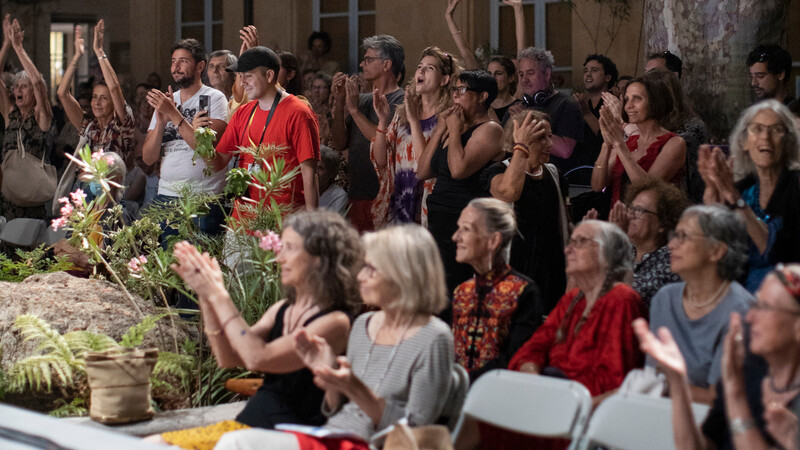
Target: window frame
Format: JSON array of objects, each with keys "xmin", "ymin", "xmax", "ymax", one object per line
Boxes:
[{"xmin": 312, "ymin": 0, "xmax": 376, "ymax": 73}]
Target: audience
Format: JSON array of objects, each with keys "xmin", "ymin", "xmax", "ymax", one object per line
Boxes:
[
  {"xmin": 151, "ymin": 211, "xmax": 361, "ymax": 448},
  {"xmin": 371, "ymin": 46, "xmax": 457, "ymax": 227},
  {"xmin": 451, "ymin": 198, "xmax": 543, "ymax": 381},
  {"xmin": 318, "ymin": 145, "xmax": 347, "ymax": 215},
  {"xmin": 591, "ymin": 71, "xmax": 687, "ymax": 207},
  {"xmin": 570, "ymin": 54, "xmax": 619, "ymax": 174},
  {"xmin": 418, "ymin": 69, "xmax": 504, "ymax": 294},
  {"xmin": 487, "ymin": 55, "xmax": 521, "ymax": 123},
  {"xmin": 207, "ymin": 49, "xmax": 238, "ymax": 100},
  {"xmin": 645, "ymin": 50, "xmax": 683, "ymax": 79},
  {"xmin": 276, "ymin": 50, "xmax": 303, "ymax": 97},
  {"xmin": 700, "ymin": 100, "xmax": 800, "ymax": 292},
  {"xmin": 489, "ymin": 110, "xmax": 569, "ymax": 313},
  {"xmin": 299, "ymin": 30, "xmax": 339, "ymax": 75},
  {"xmin": 309, "ymin": 72, "xmax": 332, "ymax": 145},
  {"xmin": 648, "ymin": 205, "xmax": 754, "ymax": 404},
  {"xmin": 747, "ymin": 44, "xmax": 794, "ymax": 105},
  {"xmin": 216, "ymin": 224, "xmax": 454, "ymax": 449}
]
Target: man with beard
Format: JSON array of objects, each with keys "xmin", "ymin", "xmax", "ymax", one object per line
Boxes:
[
  {"xmin": 207, "ymin": 49, "xmax": 237, "ymax": 100},
  {"xmin": 747, "ymin": 44, "xmax": 794, "ymax": 106},
  {"xmin": 143, "ymin": 38, "xmax": 228, "ymax": 236}
]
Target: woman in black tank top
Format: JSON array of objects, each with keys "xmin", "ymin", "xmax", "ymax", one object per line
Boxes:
[
  {"xmin": 417, "ymin": 69, "xmax": 505, "ymax": 301},
  {"xmin": 152, "ymin": 211, "xmax": 362, "ymax": 448}
]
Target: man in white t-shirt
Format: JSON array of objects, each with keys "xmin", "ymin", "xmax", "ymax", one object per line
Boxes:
[{"xmin": 143, "ymin": 38, "xmax": 228, "ymax": 236}]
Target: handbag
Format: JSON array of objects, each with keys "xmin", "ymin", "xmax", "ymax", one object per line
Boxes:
[
  {"xmin": 84, "ymin": 347, "xmax": 159, "ymax": 424},
  {"xmin": 1, "ymin": 130, "xmax": 57, "ymax": 207}
]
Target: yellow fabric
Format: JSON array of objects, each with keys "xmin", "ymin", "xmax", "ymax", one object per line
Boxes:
[{"xmin": 161, "ymin": 420, "xmax": 250, "ymax": 450}]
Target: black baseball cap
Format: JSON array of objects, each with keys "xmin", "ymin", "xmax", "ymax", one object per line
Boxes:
[{"xmin": 226, "ymin": 46, "xmax": 281, "ymax": 73}]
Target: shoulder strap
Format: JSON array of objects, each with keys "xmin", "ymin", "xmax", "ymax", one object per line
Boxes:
[
  {"xmin": 234, "ymin": 92, "xmax": 282, "ymax": 168},
  {"xmin": 545, "ymin": 163, "xmax": 569, "ymax": 247}
]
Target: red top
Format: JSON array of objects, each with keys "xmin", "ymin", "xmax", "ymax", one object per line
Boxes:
[
  {"xmin": 610, "ymin": 132, "xmax": 679, "ymax": 204},
  {"xmin": 509, "ymin": 284, "xmax": 645, "ymax": 396},
  {"xmin": 216, "ymin": 95, "xmax": 319, "ymax": 220}
]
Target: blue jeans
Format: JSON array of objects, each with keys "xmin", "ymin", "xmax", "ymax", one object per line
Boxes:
[{"xmin": 152, "ymin": 194, "xmax": 228, "ymax": 250}]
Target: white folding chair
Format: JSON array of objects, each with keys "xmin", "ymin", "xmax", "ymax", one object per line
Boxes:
[
  {"xmin": 0, "ymin": 218, "xmax": 46, "ymax": 248},
  {"xmin": 452, "ymin": 369, "xmax": 592, "ymax": 449},
  {"xmin": 577, "ymin": 392, "xmax": 711, "ymax": 450}
]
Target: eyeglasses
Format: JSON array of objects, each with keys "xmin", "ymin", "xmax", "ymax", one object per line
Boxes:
[
  {"xmin": 362, "ymin": 56, "xmax": 385, "ymax": 64},
  {"xmin": 361, "ymin": 262, "xmax": 378, "ymax": 277},
  {"xmin": 450, "ymin": 85, "xmax": 477, "ymax": 97},
  {"xmin": 628, "ymin": 205, "xmax": 658, "ymax": 219},
  {"xmin": 567, "ymin": 236, "xmax": 598, "ymax": 249},
  {"xmin": 668, "ymin": 230, "xmax": 706, "ymax": 244},
  {"xmin": 749, "ymin": 301, "xmax": 800, "ymax": 315},
  {"xmin": 747, "ymin": 123, "xmax": 787, "ymax": 138}
]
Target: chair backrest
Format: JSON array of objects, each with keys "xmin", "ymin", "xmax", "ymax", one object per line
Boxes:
[
  {"xmin": 0, "ymin": 218, "xmax": 46, "ymax": 247},
  {"xmin": 442, "ymin": 364, "xmax": 470, "ymax": 431},
  {"xmin": 577, "ymin": 393, "xmax": 711, "ymax": 450},
  {"xmin": 452, "ymin": 370, "xmax": 592, "ymax": 445}
]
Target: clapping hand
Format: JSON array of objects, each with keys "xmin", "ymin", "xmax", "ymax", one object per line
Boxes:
[
  {"xmin": 599, "ymin": 104, "xmax": 625, "ymax": 151},
  {"xmin": 146, "ymin": 86, "xmax": 179, "ymax": 120},
  {"xmin": 10, "ymin": 19, "xmax": 23, "ymax": 50},
  {"xmin": 93, "ymin": 20, "xmax": 105, "ymax": 56},
  {"xmin": 294, "ymin": 329, "xmax": 337, "ymax": 372},
  {"xmin": 608, "ymin": 201, "xmax": 629, "ymax": 232},
  {"xmin": 582, "ymin": 208, "xmax": 599, "ymax": 221},
  {"xmin": 344, "ymin": 75, "xmax": 360, "ymax": 114},
  {"xmin": 512, "ymin": 111, "xmax": 547, "ymax": 154},
  {"xmin": 312, "ymin": 356, "xmax": 356, "ymax": 393},
  {"xmin": 73, "ymin": 25, "xmax": 85, "ymax": 58},
  {"xmin": 170, "ymin": 241, "xmax": 226, "ymax": 297},
  {"xmin": 373, "ymin": 88, "xmax": 391, "ymax": 126},
  {"xmin": 573, "ymin": 92, "xmax": 591, "ymax": 116},
  {"xmin": 238, "ymin": 25, "xmax": 258, "ymax": 55},
  {"xmin": 632, "ymin": 318, "xmax": 688, "ymax": 379},
  {"xmin": 404, "ymin": 84, "xmax": 420, "ymax": 122},
  {"xmin": 721, "ymin": 312, "xmax": 746, "ymax": 394}
]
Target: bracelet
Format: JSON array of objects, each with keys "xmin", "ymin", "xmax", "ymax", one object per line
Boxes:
[
  {"xmin": 204, "ymin": 327, "xmax": 223, "ymax": 336},
  {"xmin": 451, "ymin": 30, "xmax": 461, "ymax": 35},
  {"xmin": 512, "ymin": 145, "xmax": 530, "ymax": 158},
  {"xmin": 220, "ymin": 313, "xmax": 240, "ymax": 331},
  {"xmin": 376, "ymin": 127, "xmax": 387, "ymax": 134},
  {"xmin": 730, "ymin": 417, "xmax": 755, "ymax": 435},
  {"xmin": 594, "ymin": 164, "xmax": 604, "ymax": 169},
  {"xmin": 176, "ymin": 118, "xmax": 186, "ymax": 129},
  {"xmin": 513, "ymin": 142, "xmax": 530, "ymax": 152},
  {"xmin": 99, "ymin": 54, "xmax": 108, "ymax": 60}
]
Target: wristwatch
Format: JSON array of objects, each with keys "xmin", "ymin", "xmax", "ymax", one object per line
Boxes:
[
  {"xmin": 730, "ymin": 417, "xmax": 755, "ymax": 435},
  {"xmin": 726, "ymin": 198, "xmax": 746, "ymax": 210}
]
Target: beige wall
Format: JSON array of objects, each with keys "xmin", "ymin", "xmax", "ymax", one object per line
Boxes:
[{"xmin": 571, "ymin": 0, "xmax": 646, "ymax": 88}]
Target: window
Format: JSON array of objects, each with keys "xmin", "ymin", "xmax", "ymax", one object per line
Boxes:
[
  {"xmin": 176, "ymin": 0, "xmax": 223, "ymax": 52},
  {"xmin": 490, "ymin": 0, "xmax": 573, "ymax": 89},
  {"xmin": 49, "ymin": 23, "xmax": 91, "ymax": 105},
  {"xmin": 312, "ymin": 0, "xmax": 376, "ymax": 73},
  {"xmin": 788, "ymin": 0, "xmax": 799, "ymax": 98}
]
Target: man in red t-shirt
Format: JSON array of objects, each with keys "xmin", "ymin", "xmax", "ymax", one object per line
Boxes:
[{"xmin": 212, "ymin": 46, "xmax": 319, "ymax": 221}]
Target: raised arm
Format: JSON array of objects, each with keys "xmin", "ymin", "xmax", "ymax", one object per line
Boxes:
[
  {"xmin": 445, "ymin": 108, "xmax": 504, "ymax": 179},
  {"xmin": 416, "ymin": 108, "xmax": 450, "ymax": 180},
  {"xmin": 0, "ymin": 15, "xmax": 13, "ymax": 124},
  {"xmin": 11, "ymin": 18, "xmax": 52, "ymax": 131},
  {"xmin": 92, "ymin": 20, "xmax": 127, "ymax": 122},
  {"xmin": 503, "ymin": 0, "xmax": 526, "ymax": 53},
  {"xmin": 329, "ymin": 72, "xmax": 349, "ymax": 152},
  {"xmin": 371, "ymin": 88, "xmax": 394, "ymax": 169},
  {"xmin": 445, "ymin": 0, "xmax": 479, "ymax": 70},
  {"xmin": 491, "ymin": 113, "xmax": 546, "ymax": 202},
  {"xmin": 57, "ymin": 25, "xmax": 85, "ymax": 130}
]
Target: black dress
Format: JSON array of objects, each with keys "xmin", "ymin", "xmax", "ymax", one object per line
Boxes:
[
  {"xmin": 235, "ymin": 303, "xmax": 346, "ymax": 428},
  {"xmin": 485, "ymin": 161, "xmax": 567, "ymax": 314},
  {"xmin": 426, "ymin": 124, "xmax": 494, "ymax": 297}
]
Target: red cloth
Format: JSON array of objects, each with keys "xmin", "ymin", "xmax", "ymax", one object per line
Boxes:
[
  {"xmin": 508, "ymin": 284, "xmax": 645, "ymax": 396},
  {"xmin": 347, "ymin": 199, "xmax": 374, "ymax": 233},
  {"xmin": 216, "ymin": 96, "xmax": 319, "ymax": 219},
  {"xmin": 610, "ymin": 132, "xmax": 679, "ymax": 204},
  {"xmin": 287, "ymin": 432, "xmax": 369, "ymax": 450}
]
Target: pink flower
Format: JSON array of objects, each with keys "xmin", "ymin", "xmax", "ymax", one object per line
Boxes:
[
  {"xmin": 70, "ymin": 189, "xmax": 87, "ymax": 206},
  {"xmin": 105, "ymin": 156, "xmax": 115, "ymax": 165},
  {"xmin": 138, "ymin": 255, "xmax": 147, "ymax": 264},
  {"xmin": 60, "ymin": 202, "xmax": 73, "ymax": 218},
  {"xmin": 258, "ymin": 230, "xmax": 282, "ymax": 253},
  {"xmin": 91, "ymin": 149, "xmax": 105, "ymax": 161},
  {"xmin": 51, "ymin": 217, "xmax": 68, "ymax": 231},
  {"xmin": 58, "ymin": 197, "xmax": 69, "ymax": 205},
  {"xmin": 128, "ymin": 256, "xmax": 145, "ymax": 273}
]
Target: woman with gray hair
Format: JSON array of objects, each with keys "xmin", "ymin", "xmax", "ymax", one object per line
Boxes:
[
  {"xmin": 451, "ymin": 198, "xmax": 543, "ymax": 381},
  {"xmin": 700, "ymin": 99, "xmax": 800, "ymax": 292},
  {"xmin": 510, "ymin": 220, "xmax": 644, "ymax": 399},
  {"xmin": 647, "ymin": 205, "xmax": 754, "ymax": 404}
]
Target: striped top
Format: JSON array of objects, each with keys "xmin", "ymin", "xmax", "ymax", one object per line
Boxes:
[{"xmin": 324, "ymin": 312, "xmax": 454, "ymax": 440}]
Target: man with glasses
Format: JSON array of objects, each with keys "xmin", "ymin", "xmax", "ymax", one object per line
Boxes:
[
  {"xmin": 746, "ymin": 44, "xmax": 794, "ymax": 106},
  {"xmin": 645, "ymin": 50, "xmax": 683, "ymax": 79},
  {"xmin": 330, "ymin": 35, "xmax": 405, "ymax": 232}
]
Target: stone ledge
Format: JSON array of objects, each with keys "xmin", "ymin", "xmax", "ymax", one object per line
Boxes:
[{"xmin": 63, "ymin": 401, "xmax": 247, "ymax": 437}]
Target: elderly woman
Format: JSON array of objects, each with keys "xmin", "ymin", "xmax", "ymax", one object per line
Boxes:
[
  {"xmin": 216, "ymin": 224, "xmax": 454, "ymax": 450},
  {"xmin": 418, "ymin": 69, "xmax": 505, "ymax": 292},
  {"xmin": 489, "ymin": 110, "xmax": 569, "ymax": 313},
  {"xmin": 591, "ymin": 71, "xmax": 687, "ymax": 207},
  {"xmin": 0, "ymin": 16, "xmax": 54, "ymax": 221},
  {"xmin": 700, "ymin": 100, "xmax": 800, "ymax": 292},
  {"xmin": 372, "ymin": 46, "xmax": 458, "ymax": 227},
  {"xmin": 451, "ymin": 198, "xmax": 543, "ymax": 381},
  {"xmin": 149, "ymin": 211, "xmax": 362, "ymax": 449},
  {"xmin": 57, "ymin": 20, "xmax": 135, "ymax": 160},
  {"xmin": 648, "ymin": 205, "xmax": 754, "ymax": 404},
  {"xmin": 634, "ymin": 263, "xmax": 800, "ymax": 450},
  {"xmin": 589, "ymin": 177, "xmax": 688, "ymax": 306}
]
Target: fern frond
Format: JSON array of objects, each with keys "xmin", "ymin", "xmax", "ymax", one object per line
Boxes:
[
  {"xmin": 7, "ymin": 355, "xmax": 75, "ymax": 393},
  {"xmin": 49, "ymin": 398, "xmax": 87, "ymax": 417},
  {"xmin": 64, "ymin": 331, "xmax": 119, "ymax": 356},
  {"xmin": 119, "ymin": 313, "xmax": 167, "ymax": 348},
  {"xmin": 13, "ymin": 315, "xmax": 73, "ymax": 361},
  {"xmin": 153, "ymin": 351, "xmax": 194, "ymax": 379}
]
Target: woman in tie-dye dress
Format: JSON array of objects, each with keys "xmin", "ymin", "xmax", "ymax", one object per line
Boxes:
[{"xmin": 371, "ymin": 47, "xmax": 459, "ymax": 227}]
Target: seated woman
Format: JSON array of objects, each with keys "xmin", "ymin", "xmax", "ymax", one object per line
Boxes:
[
  {"xmin": 489, "ymin": 110, "xmax": 569, "ymax": 313},
  {"xmin": 648, "ymin": 205, "xmax": 754, "ymax": 404},
  {"xmin": 591, "ymin": 71, "xmax": 687, "ymax": 207},
  {"xmin": 149, "ymin": 211, "xmax": 362, "ymax": 449},
  {"xmin": 588, "ymin": 177, "xmax": 688, "ymax": 306},
  {"xmin": 215, "ymin": 224, "xmax": 454, "ymax": 450},
  {"xmin": 634, "ymin": 263, "xmax": 800, "ymax": 450},
  {"xmin": 699, "ymin": 100, "xmax": 800, "ymax": 292},
  {"xmin": 452, "ymin": 198, "xmax": 543, "ymax": 381},
  {"xmin": 418, "ymin": 69, "xmax": 505, "ymax": 293}
]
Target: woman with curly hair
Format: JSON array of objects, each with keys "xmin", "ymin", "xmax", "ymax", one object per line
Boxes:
[
  {"xmin": 371, "ymin": 46, "xmax": 458, "ymax": 227},
  {"xmin": 150, "ymin": 211, "xmax": 363, "ymax": 449}
]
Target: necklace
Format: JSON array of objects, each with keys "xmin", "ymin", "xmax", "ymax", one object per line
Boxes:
[
  {"xmin": 684, "ymin": 280, "xmax": 730, "ymax": 309},
  {"xmin": 361, "ymin": 315, "xmax": 413, "ymax": 393},
  {"xmin": 525, "ymin": 165, "xmax": 544, "ymax": 178},
  {"xmin": 768, "ymin": 374, "xmax": 800, "ymax": 394},
  {"xmin": 283, "ymin": 301, "xmax": 317, "ymax": 335}
]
